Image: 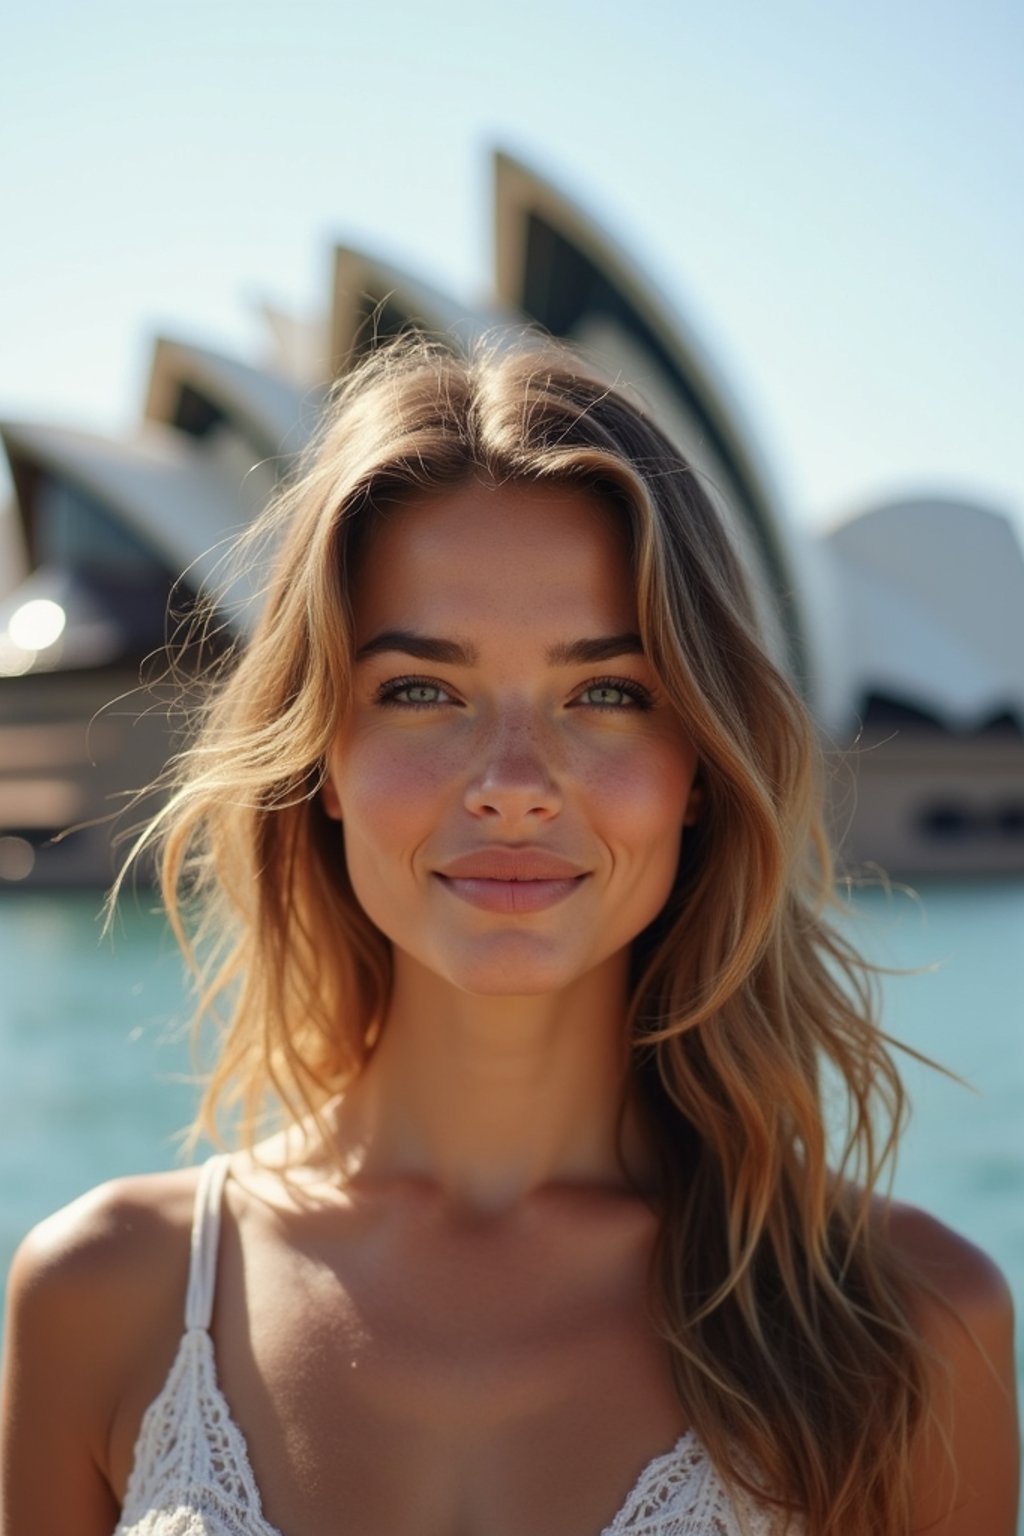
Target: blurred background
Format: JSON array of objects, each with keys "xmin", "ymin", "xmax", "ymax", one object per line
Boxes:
[{"xmin": 0, "ymin": 0, "xmax": 1021, "ymax": 1482}]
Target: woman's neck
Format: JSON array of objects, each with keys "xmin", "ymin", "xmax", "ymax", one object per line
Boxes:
[{"xmin": 328, "ymin": 949, "xmax": 654, "ymax": 1214}]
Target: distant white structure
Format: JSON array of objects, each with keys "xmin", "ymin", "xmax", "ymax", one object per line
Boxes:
[
  {"xmin": 0, "ymin": 151, "xmax": 1020, "ymax": 884},
  {"xmin": 822, "ymin": 499, "xmax": 1024, "ymax": 875},
  {"xmin": 825, "ymin": 498, "xmax": 1024, "ymax": 730}
]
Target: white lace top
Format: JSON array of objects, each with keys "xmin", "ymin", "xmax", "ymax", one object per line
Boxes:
[{"xmin": 114, "ymin": 1157, "xmax": 790, "ymax": 1536}]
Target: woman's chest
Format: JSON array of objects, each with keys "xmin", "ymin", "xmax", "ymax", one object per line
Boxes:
[
  {"xmin": 209, "ymin": 1206, "xmax": 688, "ymax": 1536},
  {"xmin": 218, "ymin": 1331, "xmax": 687, "ymax": 1536}
]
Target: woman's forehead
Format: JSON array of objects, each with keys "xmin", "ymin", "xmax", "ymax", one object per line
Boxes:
[{"xmin": 349, "ymin": 479, "xmax": 638, "ymax": 643}]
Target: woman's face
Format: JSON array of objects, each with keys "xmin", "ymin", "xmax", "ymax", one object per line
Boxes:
[{"xmin": 323, "ymin": 478, "xmax": 701, "ymax": 996}]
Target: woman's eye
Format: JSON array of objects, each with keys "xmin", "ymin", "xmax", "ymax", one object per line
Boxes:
[
  {"xmin": 576, "ymin": 679, "xmax": 652, "ymax": 710},
  {"xmin": 375, "ymin": 678, "xmax": 455, "ymax": 708},
  {"xmin": 373, "ymin": 675, "xmax": 652, "ymax": 710}
]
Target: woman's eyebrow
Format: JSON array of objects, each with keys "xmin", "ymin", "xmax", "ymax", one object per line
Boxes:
[
  {"xmin": 355, "ymin": 630, "xmax": 478, "ymax": 665},
  {"xmin": 545, "ymin": 633, "xmax": 645, "ymax": 665},
  {"xmin": 354, "ymin": 630, "xmax": 646, "ymax": 666}
]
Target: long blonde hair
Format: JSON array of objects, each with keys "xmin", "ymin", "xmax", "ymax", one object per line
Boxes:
[{"xmin": 132, "ymin": 336, "xmax": 928, "ymax": 1533}]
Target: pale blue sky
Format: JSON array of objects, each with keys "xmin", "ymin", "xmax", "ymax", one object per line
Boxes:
[{"xmin": 1, "ymin": 0, "xmax": 1020, "ymax": 536}]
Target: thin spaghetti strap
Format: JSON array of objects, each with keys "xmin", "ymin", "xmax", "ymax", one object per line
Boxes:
[{"xmin": 184, "ymin": 1154, "xmax": 231, "ymax": 1332}]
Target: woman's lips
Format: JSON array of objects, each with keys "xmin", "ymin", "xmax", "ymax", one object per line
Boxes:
[
  {"xmin": 436, "ymin": 874, "xmax": 586, "ymax": 914},
  {"xmin": 434, "ymin": 849, "xmax": 589, "ymax": 914}
]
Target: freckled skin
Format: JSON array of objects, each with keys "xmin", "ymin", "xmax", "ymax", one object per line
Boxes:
[{"xmin": 324, "ymin": 479, "xmax": 701, "ymax": 997}]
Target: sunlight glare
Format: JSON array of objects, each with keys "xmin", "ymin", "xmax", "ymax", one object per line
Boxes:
[{"xmin": 8, "ymin": 599, "xmax": 67, "ymax": 651}]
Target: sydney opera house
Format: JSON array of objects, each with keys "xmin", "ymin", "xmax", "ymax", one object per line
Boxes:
[{"xmin": 1, "ymin": 153, "xmax": 1022, "ymax": 886}]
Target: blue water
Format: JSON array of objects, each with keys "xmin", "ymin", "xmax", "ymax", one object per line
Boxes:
[{"xmin": 2, "ymin": 884, "xmax": 1022, "ymax": 1501}]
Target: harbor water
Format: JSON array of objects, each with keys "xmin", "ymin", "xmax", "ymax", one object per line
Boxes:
[{"xmin": 2, "ymin": 882, "xmax": 1022, "ymax": 1504}]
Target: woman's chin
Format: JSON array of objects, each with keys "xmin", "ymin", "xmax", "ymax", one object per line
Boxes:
[{"xmin": 400, "ymin": 932, "xmax": 624, "ymax": 1000}]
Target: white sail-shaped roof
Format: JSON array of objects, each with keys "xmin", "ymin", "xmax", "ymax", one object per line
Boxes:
[
  {"xmin": 330, "ymin": 245, "xmax": 510, "ymax": 377},
  {"xmin": 258, "ymin": 301, "xmax": 331, "ymax": 388},
  {"xmin": 825, "ymin": 499, "xmax": 1024, "ymax": 730},
  {"xmin": 0, "ymin": 420, "xmax": 265, "ymax": 628},
  {"xmin": 144, "ymin": 335, "xmax": 318, "ymax": 459}
]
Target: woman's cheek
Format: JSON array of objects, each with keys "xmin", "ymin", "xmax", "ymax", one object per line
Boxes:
[
  {"xmin": 585, "ymin": 735, "xmax": 694, "ymax": 836},
  {"xmin": 339, "ymin": 728, "xmax": 461, "ymax": 833}
]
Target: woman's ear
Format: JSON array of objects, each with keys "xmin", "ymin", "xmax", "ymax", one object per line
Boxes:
[
  {"xmin": 321, "ymin": 775, "xmax": 343, "ymax": 822},
  {"xmin": 683, "ymin": 774, "xmax": 705, "ymax": 827}
]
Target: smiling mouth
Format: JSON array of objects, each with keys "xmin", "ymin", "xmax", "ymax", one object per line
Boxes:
[{"xmin": 434, "ymin": 874, "xmax": 588, "ymax": 915}]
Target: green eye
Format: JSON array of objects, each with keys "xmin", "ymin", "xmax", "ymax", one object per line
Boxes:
[
  {"xmin": 584, "ymin": 684, "xmax": 631, "ymax": 706},
  {"xmin": 577, "ymin": 678, "xmax": 652, "ymax": 710},
  {"xmin": 374, "ymin": 676, "xmax": 457, "ymax": 708}
]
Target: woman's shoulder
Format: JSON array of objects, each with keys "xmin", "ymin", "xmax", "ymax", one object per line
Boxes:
[
  {"xmin": 881, "ymin": 1200, "xmax": 1019, "ymax": 1533},
  {"xmin": 9, "ymin": 1165, "xmax": 201, "ymax": 1318},
  {"xmin": 2, "ymin": 1170, "xmax": 208, "ymax": 1531},
  {"xmin": 4, "ymin": 1166, "xmax": 204, "ymax": 1421},
  {"xmin": 882, "ymin": 1197, "xmax": 1014, "ymax": 1331}
]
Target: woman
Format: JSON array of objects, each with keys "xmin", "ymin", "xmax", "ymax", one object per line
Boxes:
[{"xmin": 1, "ymin": 338, "xmax": 1018, "ymax": 1535}]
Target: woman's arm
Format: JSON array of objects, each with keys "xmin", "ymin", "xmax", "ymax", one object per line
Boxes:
[
  {"xmin": 890, "ymin": 1205, "xmax": 1020, "ymax": 1535},
  {"xmin": 1, "ymin": 1174, "xmax": 194, "ymax": 1536}
]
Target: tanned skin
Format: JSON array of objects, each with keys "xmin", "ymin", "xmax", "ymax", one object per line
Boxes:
[{"xmin": 3, "ymin": 483, "xmax": 1017, "ymax": 1534}]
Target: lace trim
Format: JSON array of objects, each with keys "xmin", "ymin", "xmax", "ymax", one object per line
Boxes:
[
  {"xmin": 116, "ymin": 1328, "xmax": 784, "ymax": 1536},
  {"xmin": 600, "ymin": 1431, "xmax": 782, "ymax": 1535},
  {"xmin": 115, "ymin": 1329, "xmax": 281, "ymax": 1536}
]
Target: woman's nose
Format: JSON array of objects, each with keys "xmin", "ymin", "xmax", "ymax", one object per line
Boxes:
[{"xmin": 462, "ymin": 713, "xmax": 562, "ymax": 822}]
